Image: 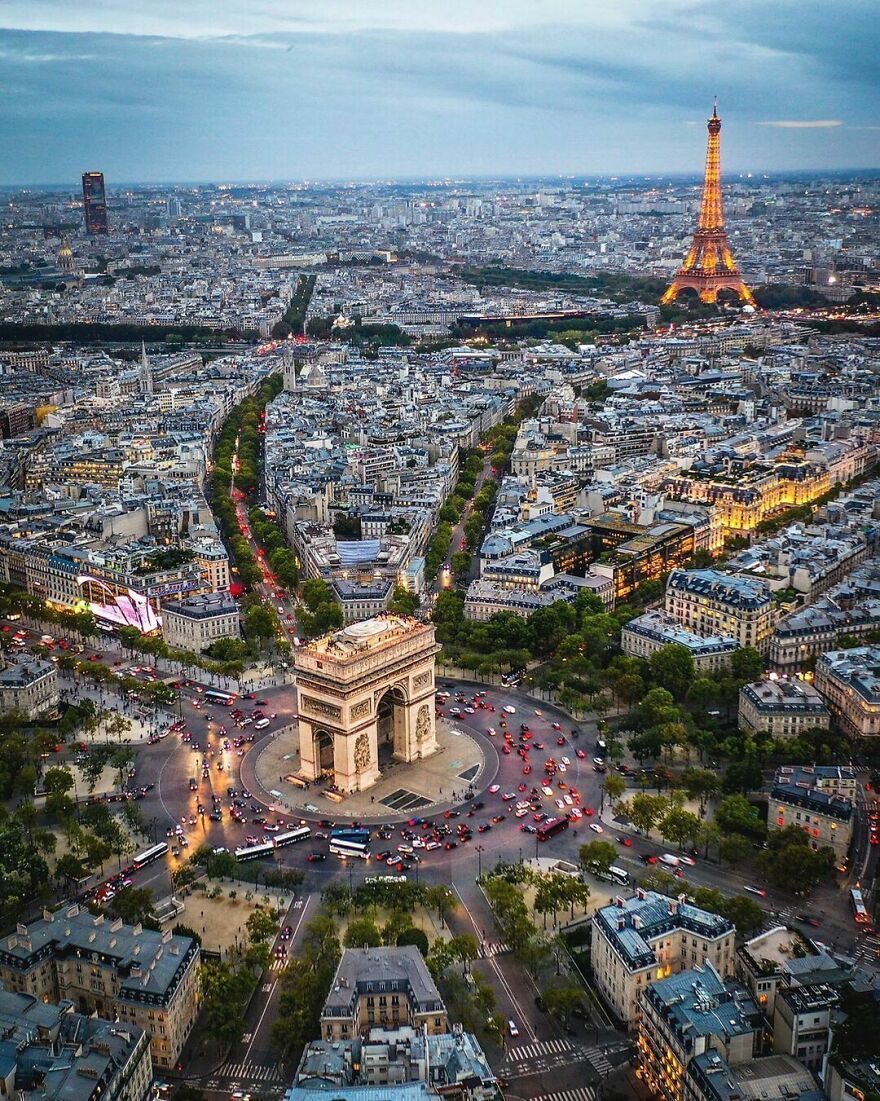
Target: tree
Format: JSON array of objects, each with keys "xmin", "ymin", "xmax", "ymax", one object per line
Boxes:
[
  {"xmin": 245, "ymin": 908, "xmax": 278, "ymax": 944},
  {"xmin": 579, "ymin": 840, "xmax": 618, "ymax": 876},
  {"xmin": 659, "ymin": 807, "xmax": 702, "ymax": 850},
  {"xmin": 682, "ymin": 768, "xmax": 721, "ymax": 815},
  {"xmin": 396, "ymin": 927, "xmax": 429, "ymax": 956},
  {"xmin": 601, "ymin": 772, "xmax": 626, "ymax": 810},
  {"xmin": 721, "ymin": 894, "xmax": 766, "ymax": 935},
  {"xmin": 715, "ymin": 794, "xmax": 766, "ymax": 841},
  {"xmin": 543, "ymin": 986, "xmax": 584, "ymax": 1023},
  {"xmin": 105, "ymin": 886, "xmax": 156, "ymax": 926},
  {"xmin": 344, "ymin": 917, "xmax": 382, "ymax": 948},
  {"xmin": 756, "ymin": 826, "xmax": 835, "ymax": 894},
  {"xmin": 718, "ymin": 832, "xmax": 752, "ymax": 865},
  {"xmin": 730, "ymin": 647, "xmax": 765, "ymax": 684},
  {"xmin": 626, "ymin": 793, "xmax": 668, "ymax": 838},
  {"xmin": 649, "ymin": 645, "xmax": 695, "ymax": 701}
]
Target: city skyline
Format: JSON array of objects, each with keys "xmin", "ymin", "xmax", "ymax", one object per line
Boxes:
[{"xmin": 1, "ymin": 0, "xmax": 878, "ymax": 185}]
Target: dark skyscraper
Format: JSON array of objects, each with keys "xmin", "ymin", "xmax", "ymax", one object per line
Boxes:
[{"xmin": 81, "ymin": 171, "xmax": 108, "ymax": 234}]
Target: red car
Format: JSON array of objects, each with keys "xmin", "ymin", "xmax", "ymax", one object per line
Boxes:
[
  {"xmin": 556, "ymin": 736, "xmax": 565, "ymax": 746},
  {"xmin": 576, "ymin": 749, "xmax": 586, "ymax": 759}
]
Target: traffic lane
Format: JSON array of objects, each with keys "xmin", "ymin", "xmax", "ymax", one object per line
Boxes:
[{"xmin": 238, "ymin": 893, "xmax": 316, "ymax": 1068}]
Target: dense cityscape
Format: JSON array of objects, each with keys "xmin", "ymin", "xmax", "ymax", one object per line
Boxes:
[{"xmin": 2, "ymin": 13, "xmax": 880, "ymax": 1101}]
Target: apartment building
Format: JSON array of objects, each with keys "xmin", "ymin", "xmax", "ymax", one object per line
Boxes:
[
  {"xmin": 738, "ymin": 680, "xmax": 830, "ymax": 737},
  {"xmin": 636, "ymin": 963, "xmax": 761, "ymax": 1101},
  {"xmin": 665, "ymin": 569, "xmax": 777, "ymax": 651},
  {"xmin": 321, "ymin": 947, "xmax": 448, "ymax": 1041},
  {"xmin": 0, "ymin": 986, "xmax": 153, "ymax": 1101},
  {"xmin": 815, "ymin": 646, "xmax": 880, "ymax": 736},
  {"xmin": 0, "ymin": 906, "xmax": 200, "ymax": 1070},
  {"xmin": 330, "ymin": 577, "xmax": 394, "ymax": 624},
  {"xmin": 686, "ymin": 1052, "xmax": 822, "ymax": 1101},
  {"xmin": 161, "ymin": 592, "xmax": 240, "ymax": 653},
  {"xmin": 622, "ymin": 611, "xmax": 738, "ymax": 673},
  {"xmin": 0, "ymin": 653, "xmax": 59, "ymax": 718},
  {"xmin": 293, "ymin": 1025, "xmax": 500, "ymax": 1101},
  {"xmin": 772, "ymin": 983, "xmax": 836, "ymax": 1074},
  {"xmin": 591, "ymin": 889, "xmax": 735, "ymax": 1028},
  {"xmin": 769, "ymin": 766, "xmax": 855, "ymax": 866}
]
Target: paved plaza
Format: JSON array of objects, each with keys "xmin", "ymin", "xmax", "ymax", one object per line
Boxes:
[{"xmin": 252, "ymin": 718, "xmax": 493, "ymax": 822}]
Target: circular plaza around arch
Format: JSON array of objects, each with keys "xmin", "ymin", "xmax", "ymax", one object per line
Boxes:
[{"xmin": 250, "ymin": 615, "xmax": 493, "ymax": 822}]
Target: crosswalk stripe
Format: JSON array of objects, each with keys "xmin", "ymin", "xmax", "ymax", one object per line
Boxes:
[
  {"xmin": 219, "ymin": 1061, "xmax": 282, "ymax": 1082},
  {"xmin": 507, "ymin": 1038, "xmax": 573, "ymax": 1061},
  {"xmin": 531, "ymin": 1087, "xmax": 597, "ymax": 1101}
]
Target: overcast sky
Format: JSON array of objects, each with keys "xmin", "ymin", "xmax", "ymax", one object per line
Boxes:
[{"xmin": 1, "ymin": 0, "xmax": 878, "ymax": 186}]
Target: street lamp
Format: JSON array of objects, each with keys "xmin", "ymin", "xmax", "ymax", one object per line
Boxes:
[{"xmin": 475, "ymin": 845, "xmax": 485, "ymax": 879}]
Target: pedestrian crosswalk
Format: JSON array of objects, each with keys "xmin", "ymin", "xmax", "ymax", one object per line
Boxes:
[
  {"xmin": 529, "ymin": 1087, "xmax": 598, "ymax": 1101},
  {"xmin": 506, "ymin": 1038, "xmax": 573, "ymax": 1063},
  {"xmin": 219, "ymin": 1061, "xmax": 283, "ymax": 1083},
  {"xmin": 480, "ymin": 940, "xmax": 509, "ymax": 958},
  {"xmin": 269, "ymin": 957, "xmax": 287, "ymax": 972}
]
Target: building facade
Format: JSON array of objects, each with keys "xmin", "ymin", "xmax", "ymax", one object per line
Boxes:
[
  {"xmin": 769, "ymin": 766, "xmax": 854, "ymax": 866},
  {"xmin": 591, "ymin": 889, "xmax": 736, "ymax": 1028},
  {"xmin": 160, "ymin": 592, "xmax": 240, "ymax": 653},
  {"xmin": 0, "ymin": 906, "xmax": 200, "ymax": 1070},
  {"xmin": 738, "ymin": 680, "xmax": 830, "ymax": 737},
  {"xmin": 814, "ymin": 646, "xmax": 880, "ymax": 736},
  {"xmin": 665, "ymin": 569, "xmax": 777, "ymax": 651},
  {"xmin": 321, "ymin": 948, "xmax": 448, "ymax": 1041},
  {"xmin": 0, "ymin": 653, "xmax": 59, "ymax": 718}
]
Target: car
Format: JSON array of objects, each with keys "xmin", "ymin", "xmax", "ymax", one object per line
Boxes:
[
  {"xmin": 263, "ymin": 823, "xmax": 280, "ymax": 832},
  {"xmin": 797, "ymin": 914, "xmax": 822, "ymax": 928},
  {"xmin": 507, "ymin": 1020, "xmax": 519, "ymax": 1037},
  {"xmin": 488, "ymin": 784, "xmax": 500, "ymax": 794},
  {"xmin": 561, "ymin": 756, "xmax": 571, "ymax": 766},
  {"xmin": 501, "ymin": 792, "xmax": 515, "ymax": 801},
  {"xmin": 641, "ymin": 853, "xmax": 657, "ymax": 864},
  {"xmin": 589, "ymin": 822, "xmax": 604, "ymax": 833},
  {"xmin": 444, "ymin": 841, "xmax": 458, "ymax": 850},
  {"xmin": 491, "ymin": 814, "xmax": 506, "ymax": 824},
  {"xmin": 478, "ymin": 823, "xmax": 492, "ymax": 833},
  {"xmin": 743, "ymin": 885, "xmax": 767, "ymax": 897},
  {"xmin": 552, "ymin": 722, "xmax": 561, "ymax": 731},
  {"xmin": 618, "ymin": 835, "xmax": 633, "ymax": 846},
  {"xmin": 487, "ymin": 727, "xmax": 496, "ymax": 736},
  {"xmin": 534, "ymin": 741, "xmax": 544, "ymax": 750},
  {"xmin": 280, "ymin": 925, "xmax": 293, "ymax": 940},
  {"xmin": 569, "ymin": 808, "xmax": 582, "ymax": 820},
  {"xmin": 679, "ymin": 855, "xmax": 697, "ymax": 866}
]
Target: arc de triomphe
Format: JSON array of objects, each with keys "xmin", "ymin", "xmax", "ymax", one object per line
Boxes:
[{"xmin": 293, "ymin": 615, "xmax": 440, "ymax": 793}]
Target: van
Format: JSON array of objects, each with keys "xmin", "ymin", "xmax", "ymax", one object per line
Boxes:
[{"xmin": 254, "ymin": 718, "xmax": 270, "ymax": 729}]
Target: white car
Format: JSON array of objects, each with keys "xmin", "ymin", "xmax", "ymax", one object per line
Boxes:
[
  {"xmin": 488, "ymin": 784, "xmax": 500, "ymax": 794},
  {"xmin": 563, "ymin": 794, "xmax": 573, "ymax": 806},
  {"xmin": 487, "ymin": 727, "xmax": 497, "ymax": 736},
  {"xmin": 555, "ymin": 799, "xmax": 565, "ymax": 809},
  {"xmin": 561, "ymin": 756, "xmax": 571, "ymax": 766},
  {"xmin": 502, "ymin": 792, "xmax": 515, "ymax": 801},
  {"xmin": 515, "ymin": 808, "xmax": 529, "ymax": 818},
  {"xmin": 542, "ymin": 786, "xmax": 554, "ymax": 796},
  {"xmin": 743, "ymin": 885, "xmax": 767, "ymax": 897},
  {"xmin": 679, "ymin": 856, "xmax": 697, "ymax": 867},
  {"xmin": 589, "ymin": 823, "xmax": 604, "ymax": 833},
  {"xmin": 508, "ymin": 1020, "xmax": 519, "ymax": 1037},
  {"xmin": 570, "ymin": 808, "xmax": 582, "ymax": 820},
  {"xmin": 464, "ymin": 707, "xmax": 475, "ymax": 714},
  {"xmin": 426, "ymin": 841, "xmax": 442, "ymax": 851},
  {"xmin": 503, "ymin": 705, "xmax": 516, "ymax": 715}
]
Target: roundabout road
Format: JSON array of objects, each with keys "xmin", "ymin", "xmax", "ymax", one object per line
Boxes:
[{"xmin": 134, "ymin": 675, "xmax": 604, "ymax": 901}]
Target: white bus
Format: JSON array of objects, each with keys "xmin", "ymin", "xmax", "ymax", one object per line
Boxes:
[
  {"xmin": 132, "ymin": 843, "xmax": 169, "ymax": 869},
  {"xmin": 589, "ymin": 864, "xmax": 631, "ymax": 886},
  {"xmin": 329, "ymin": 838, "xmax": 371, "ymax": 860},
  {"xmin": 235, "ymin": 842, "xmax": 275, "ymax": 862},
  {"xmin": 274, "ymin": 826, "xmax": 311, "ymax": 849},
  {"xmin": 365, "ymin": 875, "xmax": 407, "ymax": 884}
]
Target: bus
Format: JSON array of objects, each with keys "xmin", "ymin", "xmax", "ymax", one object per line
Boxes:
[
  {"xmin": 365, "ymin": 875, "xmax": 407, "ymax": 884},
  {"xmin": 132, "ymin": 842, "xmax": 169, "ymax": 869},
  {"xmin": 850, "ymin": 887, "xmax": 870, "ymax": 924},
  {"xmin": 590, "ymin": 864, "xmax": 631, "ymax": 886},
  {"xmin": 331, "ymin": 827, "xmax": 371, "ymax": 843},
  {"xmin": 236, "ymin": 842, "xmax": 275, "ymax": 862},
  {"xmin": 536, "ymin": 816, "xmax": 570, "ymax": 842},
  {"xmin": 329, "ymin": 838, "xmax": 371, "ymax": 860},
  {"xmin": 204, "ymin": 689, "xmax": 237, "ymax": 706},
  {"xmin": 274, "ymin": 826, "xmax": 312, "ymax": 848}
]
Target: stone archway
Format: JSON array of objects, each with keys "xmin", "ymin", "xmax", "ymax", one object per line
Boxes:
[
  {"xmin": 294, "ymin": 616, "xmax": 441, "ymax": 794},
  {"xmin": 314, "ymin": 729, "xmax": 334, "ymax": 773},
  {"xmin": 376, "ymin": 685, "xmax": 408, "ymax": 766}
]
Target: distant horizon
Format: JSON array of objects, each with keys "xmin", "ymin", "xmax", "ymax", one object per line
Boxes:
[{"xmin": 4, "ymin": 166, "xmax": 880, "ymax": 194}]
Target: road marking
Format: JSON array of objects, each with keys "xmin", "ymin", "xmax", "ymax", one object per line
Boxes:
[
  {"xmin": 243, "ymin": 895, "xmax": 312, "ymax": 1063},
  {"xmin": 452, "ymin": 885, "xmax": 537, "ymax": 1043}
]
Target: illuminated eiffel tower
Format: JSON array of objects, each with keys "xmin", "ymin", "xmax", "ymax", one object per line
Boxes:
[{"xmin": 661, "ymin": 102, "xmax": 755, "ymax": 306}]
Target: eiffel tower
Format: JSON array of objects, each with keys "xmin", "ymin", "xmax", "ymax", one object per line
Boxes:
[{"xmin": 661, "ymin": 102, "xmax": 755, "ymax": 306}]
